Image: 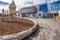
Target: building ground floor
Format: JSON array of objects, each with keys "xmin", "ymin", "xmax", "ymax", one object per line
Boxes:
[
  {"xmin": 0, "ymin": 12, "xmax": 59, "ymax": 19},
  {"xmin": 19, "ymin": 12, "xmax": 59, "ymax": 18},
  {"xmin": 43, "ymin": 13, "xmax": 58, "ymax": 18}
]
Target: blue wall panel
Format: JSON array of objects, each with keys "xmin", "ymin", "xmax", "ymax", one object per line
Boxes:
[{"xmin": 39, "ymin": 4, "xmax": 48, "ymax": 12}]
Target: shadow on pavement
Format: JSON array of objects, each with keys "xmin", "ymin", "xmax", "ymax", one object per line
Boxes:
[{"xmin": 22, "ymin": 24, "xmax": 40, "ymax": 40}]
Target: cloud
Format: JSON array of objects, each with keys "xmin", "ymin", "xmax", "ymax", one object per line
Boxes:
[
  {"xmin": 0, "ymin": 0, "xmax": 58, "ymax": 11},
  {"xmin": 47, "ymin": 0, "xmax": 58, "ymax": 3},
  {"xmin": 0, "ymin": 5, "xmax": 9, "ymax": 13},
  {"xmin": 1, "ymin": 0, "xmax": 58, "ymax": 10},
  {"xmin": 34, "ymin": 0, "xmax": 46, "ymax": 4},
  {"xmin": 0, "ymin": 0, "xmax": 12, "ymax": 3},
  {"xmin": 24, "ymin": 1, "xmax": 34, "ymax": 4},
  {"xmin": 0, "ymin": 0, "xmax": 47, "ymax": 6}
]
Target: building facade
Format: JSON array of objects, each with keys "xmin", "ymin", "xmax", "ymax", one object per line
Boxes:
[
  {"xmin": 36, "ymin": 0, "xmax": 60, "ymax": 18},
  {"xmin": 1, "ymin": 0, "xmax": 60, "ymax": 18}
]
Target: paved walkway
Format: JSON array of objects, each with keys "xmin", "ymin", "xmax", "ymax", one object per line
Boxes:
[{"xmin": 23, "ymin": 18, "xmax": 60, "ymax": 40}]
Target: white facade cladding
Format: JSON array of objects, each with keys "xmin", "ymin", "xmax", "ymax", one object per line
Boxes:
[
  {"xmin": 58, "ymin": 11, "xmax": 60, "ymax": 16},
  {"xmin": 47, "ymin": 0, "xmax": 60, "ymax": 12},
  {"xmin": 36, "ymin": 0, "xmax": 60, "ymax": 18}
]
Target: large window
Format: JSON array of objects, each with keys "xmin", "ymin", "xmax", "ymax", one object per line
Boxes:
[
  {"xmin": 39, "ymin": 3, "xmax": 48, "ymax": 12},
  {"xmin": 21, "ymin": 6, "xmax": 37, "ymax": 14},
  {"xmin": 22, "ymin": 8, "xmax": 35, "ymax": 13}
]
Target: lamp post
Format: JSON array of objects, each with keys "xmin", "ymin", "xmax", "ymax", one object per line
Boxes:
[
  {"xmin": 2, "ymin": 9, "xmax": 4, "ymax": 21},
  {"xmin": 19, "ymin": 8, "xmax": 22, "ymax": 18}
]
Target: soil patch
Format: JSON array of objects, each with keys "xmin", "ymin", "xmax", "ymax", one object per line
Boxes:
[{"xmin": 0, "ymin": 18, "xmax": 34, "ymax": 36}]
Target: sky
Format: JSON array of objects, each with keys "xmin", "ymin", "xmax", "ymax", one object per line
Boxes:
[
  {"xmin": 0, "ymin": 0, "xmax": 47, "ymax": 6},
  {"xmin": 0, "ymin": 0, "xmax": 58, "ymax": 3},
  {"xmin": 0, "ymin": 0, "xmax": 58, "ymax": 11},
  {"xmin": 0, "ymin": 0, "xmax": 58, "ymax": 7},
  {"xmin": 0, "ymin": 0, "xmax": 48, "ymax": 11}
]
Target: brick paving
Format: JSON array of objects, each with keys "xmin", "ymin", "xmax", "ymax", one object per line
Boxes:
[{"xmin": 23, "ymin": 18, "xmax": 60, "ymax": 40}]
